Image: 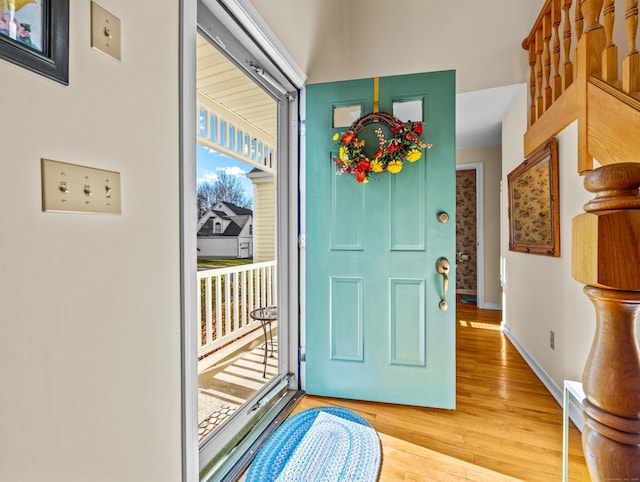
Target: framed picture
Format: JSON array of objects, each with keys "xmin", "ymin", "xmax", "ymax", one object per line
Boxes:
[
  {"xmin": 0, "ymin": 0, "xmax": 69, "ymax": 84},
  {"xmin": 508, "ymin": 137, "xmax": 560, "ymax": 257}
]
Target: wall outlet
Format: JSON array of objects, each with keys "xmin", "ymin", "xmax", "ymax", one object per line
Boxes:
[{"xmin": 550, "ymin": 330, "xmax": 555, "ymax": 350}]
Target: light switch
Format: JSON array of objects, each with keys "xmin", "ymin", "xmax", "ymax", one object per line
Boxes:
[
  {"xmin": 41, "ymin": 159, "xmax": 122, "ymax": 214},
  {"xmin": 91, "ymin": 2, "xmax": 121, "ymax": 61}
]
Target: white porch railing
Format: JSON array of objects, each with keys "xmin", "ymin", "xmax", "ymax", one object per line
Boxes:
[{"xmin": 197, "ymin": 261, "xmax": 277, "ymax": 359}]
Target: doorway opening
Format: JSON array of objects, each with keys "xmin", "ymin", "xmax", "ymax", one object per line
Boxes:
[
  {"xmin": 195, "ymin": 32, "xmax": 279, "ymax": 442},
  {"xmin": 180, "ymin": 2, "xmax": 304, "ymax": 480},
  {"xmin": 456, "ymin": 163, "xmax": 484, "ymax": 307}
]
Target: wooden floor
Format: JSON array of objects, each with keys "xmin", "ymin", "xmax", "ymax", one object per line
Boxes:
[{"xmin": 292, "ymin": 300, "xmax": 590, "ymax": 481}]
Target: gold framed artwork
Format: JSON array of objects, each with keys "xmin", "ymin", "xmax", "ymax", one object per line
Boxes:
[{"xmin": 508, "ymin": 137, "xmax": 560, "ymax": 257}]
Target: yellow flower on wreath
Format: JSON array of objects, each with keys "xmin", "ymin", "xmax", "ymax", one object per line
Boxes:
[
  {"xmin": 407, "ymin": 149, "xmax": 422, "ymax": 163},
  {"xmin": 371, "ymin": 159, "xmax": 383, "ymax": 173},
  {"xmin": 387, "ymin": 160, "xmax": 403, "ymax": 174},
  {"xmin": 339, "ymin": 145, "xmax": 349, "ymax": 162},
  {"xmin": 332, "ymin": 133, "xmax": 340, "ymax": 141}
]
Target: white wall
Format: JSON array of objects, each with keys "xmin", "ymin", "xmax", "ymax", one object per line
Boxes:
[
  {"xmin": 457, "ymin": 145, "xmax": 502, "ymax": 308},
  {"xmin": 0, "ymin": 2, "xmax": 182, "ymax": 481},
  {"xmin": 501, "ymin": 86, "xmax": 596, "ymax": 388},
  {"xmin": 198, "ymin": 237, "xmax": 250, "ymax": 258},
  {"xmin": 250, "ymin": 0, "xmax": 546, "ymax": 93}
]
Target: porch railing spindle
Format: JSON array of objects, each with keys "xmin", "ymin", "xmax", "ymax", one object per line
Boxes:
[
  {"xmin": 233, "ymin": 268, "xmax": 239, "ymax": 331},
  {"xmin": 224, "ymin": 272, "xmax": 231, "ymax": 337},
  {"xmin": 215, "ymin": 273, "xmax": 222, "ymax": 342},
  {"xmin": 205, "ymin": 276, "xmax": 213, "ymax": 345}
]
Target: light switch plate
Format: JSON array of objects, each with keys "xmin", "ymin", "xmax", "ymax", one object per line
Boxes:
[
  {"xmin": 41, "ymin": 159, "xmax": 122, "ymax": 214},
  {"xmin": 91, "ymin": 2, "xmax": 121, "ymax": 61}
]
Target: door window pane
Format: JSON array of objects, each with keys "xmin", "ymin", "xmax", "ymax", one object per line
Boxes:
[
  {"xmin": 333, "ymin": 105, "xmax": 362, "ymax": 128},
  {"xmin": 393, "ymin": 100, "xmax": 423, "ymax": 122}
]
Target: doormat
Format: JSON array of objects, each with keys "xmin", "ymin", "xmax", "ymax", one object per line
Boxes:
[
  {"xmin": 460, "ymin": 295, "xmax": 477, "ymax": 304},
  {"xmin": 246, "ymin": 406, "xmax": 381, "ymax": 482}
]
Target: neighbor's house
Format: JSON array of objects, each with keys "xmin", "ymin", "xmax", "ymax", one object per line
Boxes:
[{"xmin": 197, "ymin": 201, "xmax": 253, "ymax": 258}]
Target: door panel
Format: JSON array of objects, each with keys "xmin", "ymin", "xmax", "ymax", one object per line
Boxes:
[{"xmin": 305, "ymin": 71, "xmax": 456, "ymax": 408}]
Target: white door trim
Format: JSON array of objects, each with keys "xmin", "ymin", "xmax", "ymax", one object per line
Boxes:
[
  {"xmin": 456, "ymin": 162, "xmax": 486, "ymax": 308},
  {"xmin": 179, "ymin": 1, "xmax": 199, "ymax": 481}
]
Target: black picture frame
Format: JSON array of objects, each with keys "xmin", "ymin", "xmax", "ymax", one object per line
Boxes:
[{"xmin": 0, "ymin": 0, "xmax": 69, "ymax": 85}]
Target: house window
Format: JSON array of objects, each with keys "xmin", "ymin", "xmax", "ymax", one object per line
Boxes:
[{"xmin": 215, "ymin": 222, "xmax": 221, "ymax": 234}]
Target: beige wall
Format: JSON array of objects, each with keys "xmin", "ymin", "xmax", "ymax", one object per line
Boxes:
[
  {"xmin": 253, "ymin": 181, "xmax": 276, "ymax": 262},
  {"xmin": 501, "ymin": 86, "xmax": 597, "ymax": 387},
  {"xmin": 0, "ymin": 2, "xmax": 182, "ymax": 481},
  {"xmin": 457, "ymin": 145, "xmax": 502, "ymax": 308},
  {"xmin": 251, "ymin": 0, "xmax": 545, "ymax": 93}
]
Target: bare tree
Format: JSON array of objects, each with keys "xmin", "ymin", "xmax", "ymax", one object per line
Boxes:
[{"xmin": 197, "ymin": 171, "xmax": 252, "ymax": 215}]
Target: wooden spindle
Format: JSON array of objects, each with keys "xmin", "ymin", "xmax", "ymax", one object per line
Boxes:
[
  {"xmin": 536, "ymin": 27, "xmax": 544, "ymax": 118},
  {"xmin": 583, "ymin": 0, "xmax": 604, "ymax": 32},
  {"xmin": 602, "ymin": 0, "xmax": 618, "ymax": 81},
  {"xmin": 576, "ymin": 0, "xmax": 585, "ymax": 40},
  {"xmin": 544, "ymin": 13, "xmax": 553, "ymax": 109},
  {"xmin": 563, "ymin": 0, "xmax": 574, "ymax": 88},
  {"xmin": 623, "ymin": 0, "xmax": 640, "ymax": 92},
  {"xmin": 552, "ymin": 0, "xmax": 563, "ymax": 99},
  {"xmin": 529, "ymin": 46, "xmax": 537, "ymax": 126},
  {"xmin": 577, "ymin": 0, "xmax": 606, "ymax": 80},
  {"xmin": 573, "ymin": 163, "xmax": 640, "ymax": 482}
]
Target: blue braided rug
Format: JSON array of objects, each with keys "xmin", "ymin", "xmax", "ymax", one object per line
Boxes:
[{"xmin": 246, "ymin": 406, "xmax": 381, "ymax": 481}]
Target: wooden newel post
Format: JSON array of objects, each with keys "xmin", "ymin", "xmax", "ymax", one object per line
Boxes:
[{"xmin": 572, "ymin": 163, "xmax": 640, "ymax": 480}]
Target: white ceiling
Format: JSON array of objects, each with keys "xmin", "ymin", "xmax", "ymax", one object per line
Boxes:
[
  {"xmin": 456, "ymin": 84, "xmax": 525, "ymax": 149},
  {"xmin": 197, "ymin": 35, "xmax": 526, "ymax": 150}
]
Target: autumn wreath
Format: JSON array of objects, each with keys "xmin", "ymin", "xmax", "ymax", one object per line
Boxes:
[{"xmin": 332, "ymin": 112, "xmax": 431, "ymax": 184}]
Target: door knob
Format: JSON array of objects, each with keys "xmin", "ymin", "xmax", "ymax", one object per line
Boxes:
[{"xmin": 436, "ymin": 257, "xmax": 450, "ymax": 311}]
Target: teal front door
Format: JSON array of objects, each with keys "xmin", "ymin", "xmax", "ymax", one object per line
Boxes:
[{"xmin": 305, "ymin": 71, "xmax": 456, "ymax": 408}]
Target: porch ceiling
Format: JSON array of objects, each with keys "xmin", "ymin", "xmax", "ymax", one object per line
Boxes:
[{"xmin": 197, "ymin": 34, "xmax": 277, "ymax": 141}]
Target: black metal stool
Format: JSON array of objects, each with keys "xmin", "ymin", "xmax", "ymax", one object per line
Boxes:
[{"xmin": 249, "ymin": 306, "xmax": 277, "ymax": 377}]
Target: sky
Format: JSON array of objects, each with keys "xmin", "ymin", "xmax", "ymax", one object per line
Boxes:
[{"xmin": 196, "ymin": 144, "xmax": 254, "ymax": 203}]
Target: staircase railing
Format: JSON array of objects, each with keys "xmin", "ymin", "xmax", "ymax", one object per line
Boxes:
[
  {"xmin": 523, "ymin": 0, "xmax": 640, "ymax": 173},
  {"xmin": 523, "ymin": 2, "xmax": 640, "ymax": 480}
]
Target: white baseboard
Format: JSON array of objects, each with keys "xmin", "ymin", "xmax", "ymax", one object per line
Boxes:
[
  {"xmin": 502, "ymin": 325, "xmax": 585, "ymax": 432},
  {"xmin": 479, "ymin": 302, "xmax": 502, "ymax": 310},
  {"xmin": 457, "ymin": 289, "xmax": 476, "ymax": 295}
]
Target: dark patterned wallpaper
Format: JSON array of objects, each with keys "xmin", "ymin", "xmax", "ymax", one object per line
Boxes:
[{"xmin": 456, "ymin": 169, "xmax": 477, "ymax": 292}]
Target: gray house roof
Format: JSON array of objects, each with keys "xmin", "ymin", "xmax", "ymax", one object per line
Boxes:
[
  {"xmin": 220, "ymin": 201, "xmax": 252, "ymax": 216},
  {"xmin": 197, "ymin": 205, "xmax": 253, "ymax": 237}
]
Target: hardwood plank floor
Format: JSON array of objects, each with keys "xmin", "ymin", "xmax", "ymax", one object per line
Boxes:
[{"xmin": 293, "ymin": 300, "xmax": 589, "ymax": 481}]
